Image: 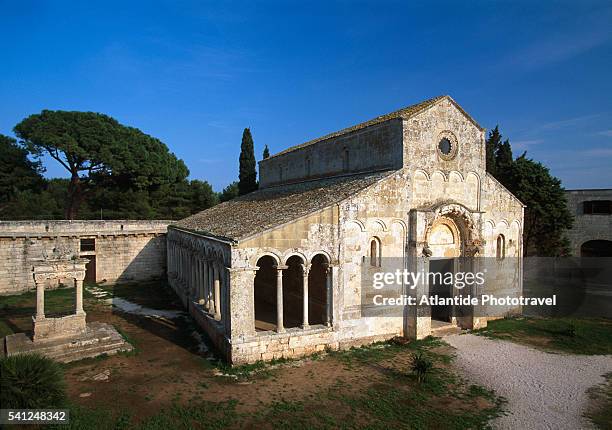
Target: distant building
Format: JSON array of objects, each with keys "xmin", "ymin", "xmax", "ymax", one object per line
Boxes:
[{"xmin": 565, "ymin": 189, "xmax": 612, "ymax": 256}]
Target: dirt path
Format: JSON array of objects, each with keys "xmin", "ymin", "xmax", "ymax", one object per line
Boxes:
[{"xmin": 446, "ymin": 333, "xmax": 612, "ymax": 430}]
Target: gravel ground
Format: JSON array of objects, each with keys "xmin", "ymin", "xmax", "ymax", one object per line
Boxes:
[{"xmin": 445, "ymin": 334, "xmax": 612, "ymax": 430}]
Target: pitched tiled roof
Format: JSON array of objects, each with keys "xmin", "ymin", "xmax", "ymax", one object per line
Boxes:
[
  {"xmin": 269, "ymin": 95, "xmax": 448, "ymax": 159},
  {"xmin": 173, "ymin": 171, "xmax": 393, "ymax": 242}
]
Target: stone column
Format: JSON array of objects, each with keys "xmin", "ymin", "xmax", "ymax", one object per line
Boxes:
[
  {"xmin": 202, "ymin": 260, "xmax": 209, "ymax": 311},
  {"xmin": 207, "ymin": 262, "xmax": 213, "ymax": 312},
  {"xmin": 75, "ymin": 277, "xmax": 85, "ymax": 314},
  {"xmin": 302, "ymin": 264, "xmax": 309, "ymax": 329},
  {"xmin": 275, "ymin": 265, "xmax": 287, "ymax": 333},
  {"xmin": 35, "ymin": 279, "xmax": 45, "ymax": 319},
  {"xmin": 325, "ymin": 265, "xmax": 333, "ymax": 327},
  {"xmin": 197, "ymin": 259, "xmax": 204, "ymax": 305},
  {"xmin": 213, "ymin": 264, "xmax": 221, "ymax": 320}
]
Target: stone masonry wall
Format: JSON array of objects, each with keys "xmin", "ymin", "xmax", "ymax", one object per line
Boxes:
[
  {"xmin": 565, "ymin": 189, "xmax": 612, "ymax": 256},
  {"xmin": 259, "ymin": 119, "xmax": 403, "ymax": 188},
  {"xmin": 0, "ymin": 220, "xmax": 170, "ymax": 294}
]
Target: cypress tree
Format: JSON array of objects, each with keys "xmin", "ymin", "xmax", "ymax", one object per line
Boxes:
[
  {"xmin": 485, "ymin": 125, "xmax": 502, "ymax": 176},
  {"xmin": 263, "ymin": 145, "xmax": 270, "ymax": 159},
  {"xmin": 238, "ymin": 128, "xmax": 257, "ymax": 195}
]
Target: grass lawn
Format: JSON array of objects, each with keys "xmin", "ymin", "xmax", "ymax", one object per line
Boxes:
[
  {"xmin": 55, "ymin": 337, "xmax": 506, "ymax": 430},
  {"xmin": 475, "ymin": 317, "xmax": 612, "ymax": 355},
  {"xmin": 1, "ymin": 281, "xmax": 507, "ymax": 430},
  {"xmin": 585, "ymin": 372, "xmax": 612, "ymax": 430},
  {"xmin": 0, "ymin": 286, "xmax": 97, "ymax": 338}
]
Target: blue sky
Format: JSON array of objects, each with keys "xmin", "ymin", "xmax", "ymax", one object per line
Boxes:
[{"xmin": 1, "ymin": 0, "xmax": 611, "ymax": 191}]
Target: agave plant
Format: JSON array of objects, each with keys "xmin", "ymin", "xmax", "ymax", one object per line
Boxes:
[
  {"xmin": 411, "ymin": 352, "xmax": 433, "ymax": 383},
  {"xmin": 0, "ymin": 353, "xmax": 66, "ymax": 408}
]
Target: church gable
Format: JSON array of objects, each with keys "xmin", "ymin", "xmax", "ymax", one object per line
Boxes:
[{"xmin": 402, "ymin": 96, "xmax": 486, "ymax": 175}]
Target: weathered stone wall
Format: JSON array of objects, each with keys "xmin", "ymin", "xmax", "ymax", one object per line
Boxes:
[
  {"xmin": 0, "ymin": 221, "xmax": 169, "ymax": 295},
  {"xmin": 403, "ymin": 98, "xmax": 485, "ymax": 175},
  {"xmin": 565, "ymin": 189, "xmax": 612, "ymax": 256},
  {"xmin": 259, "ymin": 119, "xmax": 403, "ymax": 188}
]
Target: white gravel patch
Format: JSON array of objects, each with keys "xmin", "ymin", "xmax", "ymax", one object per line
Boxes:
[{"xmin": 445, "ymin": 333, "xmax": 612, "ymax": 430}]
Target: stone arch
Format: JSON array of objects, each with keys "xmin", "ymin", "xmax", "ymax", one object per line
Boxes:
[
  {"xmin": 496, "ymin": 219, "xmax": 510, "ymax": 231},
  {"xmin": 283, "ymin": 255, "xmax": 305, "ymax": 328},
  {"xmin": 427, "ymin": 218, "xmax": 461, "ymax": 258},
  {"xmin": 466, "ymin": 172, "xmax": 480, "ymax": 209},
  {"xmin": 346, "ymin": 219, "xmax": 366, "ymax": 232},
  {"xmin": 431, "ymin": 170, "xmax": 447, "ymax": 183},
  {"xmin": 449, "ymin": 170, "xmax": 464, "ymax": 182},
  {"xmin": 412, "ymin": 170, "xmax": 430, "ymax": 203},
  {"xmin": 308, "ymin": 250, "xmax": 332, "ymax": 265},
  {"xmin": 254, "ymin": 255, "xmax": 278, "ymax": 332},
  {"xmin": 390, "ymin": 218, "xmax": 408, "ymax": 233},
  {"xmin": 250, "ymin": 251, "xmax": 281, "ymax": 267},
  {"xmin": 309, "ymin": 253, "xmax": 331, "ymax": 326},
  {"xmin": 283, "ymin": 251, "xmax": 308, "ymax": 265},
  {"xmin": 369, "ymin": 219, "xmax": 387, "ymax": 232},
  {"xmin": 426, "ymin": 203, "xmax": 481, "ymax": 256},
  {"xmin": 414, "ymin": 169, "xmax": 430, "ymax": 181}
]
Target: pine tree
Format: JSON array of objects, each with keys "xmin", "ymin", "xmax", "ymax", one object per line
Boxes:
[
  {"xmin": 238, "ymin": 128, "xmax": 257, "ymax": 195},
  {"xmin": 262, "ymin": 145, "xmax": 270, "ymax": 159}
]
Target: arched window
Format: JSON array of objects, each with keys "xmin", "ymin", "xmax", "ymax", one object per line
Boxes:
[
  {"xmin": 496, "ymin": 235, "xmax": 505, "ymax": 260},
  {"xmin": 370, "ymin": 238, "xmax": 381, "ymax": 267}
]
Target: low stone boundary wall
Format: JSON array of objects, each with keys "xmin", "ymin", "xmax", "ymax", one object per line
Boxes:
[{"xmin": 0, "ymin": 220, "xmax": 171, "ymax": 295}]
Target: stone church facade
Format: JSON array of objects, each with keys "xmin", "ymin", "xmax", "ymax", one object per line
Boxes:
[{"xmin": 168, "ymin": 96, "xmax": 524, "ymax": 364}]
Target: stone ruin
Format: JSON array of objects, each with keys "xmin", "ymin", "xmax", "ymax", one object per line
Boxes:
[{"xmin": 3, "ymin": 247, "xmax": 132, "ymax": 362}]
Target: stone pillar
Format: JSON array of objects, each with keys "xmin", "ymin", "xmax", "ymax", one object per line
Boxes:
[
  {"xmin": 207, "ymin": 262, "xmax": 213, "ymax": 312},
  {"xmin": 75, "ymin": 277, "xmax": 85, "ymax": 314},
  {"xmin": 302, "ymin": 264, "xmax": 309, "ymax": 329},
  {"xmin": 197, "ymin": 259, "xmax": 204, "ymax": 305},
  {"xmin": 202, "ymin": 260, "xmax": 209, "ymax": 311},
  {"xmin": 325, "ymin": 265, "xmax": 333, "ymax": 327},
  {"xmin": 213, "ymin": 264, "xmax": 221, "ymax": 321},
  {"xmin": 275, "ymin": 265, "xmax": 287, "ymax": 333},
  {"xmin": 406, "ymin": 209, "xmax": 433, "ymax": 340},
  {"xmin": 35, "ymin": 280, "xmax": 45, "ymax": 319}
]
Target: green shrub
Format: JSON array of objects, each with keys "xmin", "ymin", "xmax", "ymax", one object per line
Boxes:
[
  {"xmin": 561, "ymin": 322, "xmax": 577, "ymax": 337},
  {"xmin": 411, "ymin": 352, "xmax": 433, "ymax": 382},
  {"xmin": 0, "ymin": 353, "xmax": 66, "ymax": 408}
]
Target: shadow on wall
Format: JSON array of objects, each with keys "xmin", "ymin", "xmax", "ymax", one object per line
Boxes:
[{"xmin": 91, "ymin": 235, "xmax": 167, "ymax": 285}]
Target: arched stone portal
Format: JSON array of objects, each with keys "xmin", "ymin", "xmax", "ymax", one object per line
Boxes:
[{"xmin": 427, "ymin": 217, "xmax": 462, "ymax": 323}]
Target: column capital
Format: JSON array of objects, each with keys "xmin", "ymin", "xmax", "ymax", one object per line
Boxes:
[{"xmin": 273, "ymin": 265, "xmax": 289, "ymax": 271}]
